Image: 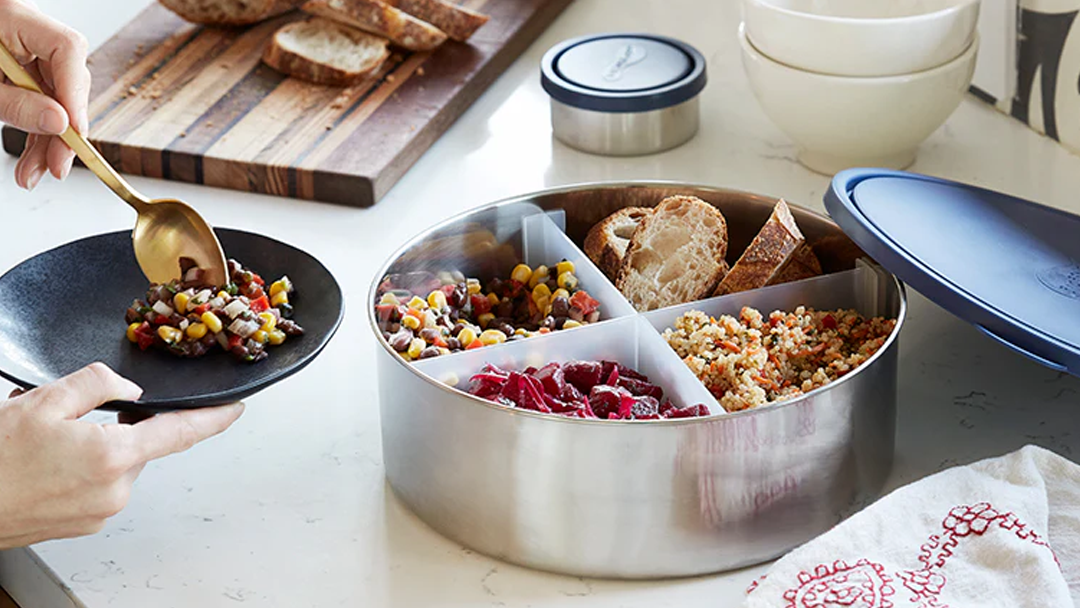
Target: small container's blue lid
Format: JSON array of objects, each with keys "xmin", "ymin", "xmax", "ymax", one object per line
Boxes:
[
  {"xmin": 540, "ymin": 33, "xmax": 707, "ymax": 113},
  {"xmin": 826, "ymin": 169, "xmax": 1080, "ymax": 376}
]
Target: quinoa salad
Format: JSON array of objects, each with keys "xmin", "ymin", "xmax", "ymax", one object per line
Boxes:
[{"xmin": 663, "ymin": 306, "xmax": 896, "ymax": 412}]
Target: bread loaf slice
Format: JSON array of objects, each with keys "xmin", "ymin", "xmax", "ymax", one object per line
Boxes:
[
  {"xmin": 812, "ymin": 235, "xmax": 867, "ymax": 273},
  {"xmin": 713, "ymin": 199, "xmax": 804, "ymax": 297},
  {"xmin": 584, "ymin": 207, "xmax": 652, "ymax": 280},
  {"xmin": 616, "ymin": 196, "xmax": 729, "ymax": 312},
  {"xmin": 768, "ymin": 241, "xmax": 822, "ymax": 285},
  {"xmin": 159, "ymin": 0, "xmax": 303, "ymax": 25},
  {"xmin": 302, "ymin": 0, "xmax": 448, "ymax": 51},
  {"xmin": 380, "ymin": 0, "xmax": 489, "ymax": 41},
  {"xmin": 262, "ymin": 17, "xmax": 390, "ymax": 85}
]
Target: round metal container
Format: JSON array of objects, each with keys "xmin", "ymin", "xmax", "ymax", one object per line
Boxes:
[
  {"xmin": 541, "ymin": 35, "xmax": 707, "ymax": 156},
  {"xmin": 369, "ymin": 182, "xmax": 906, "ymax": 579}
]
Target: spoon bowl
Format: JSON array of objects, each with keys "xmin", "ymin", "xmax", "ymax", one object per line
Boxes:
[
  {"xmin": 133, "ymin": 198, "xmax": 228, "ymax": 286},
  {"xmin": 0, "ymin": 42, "xmax": 228, "ymax": 287}
]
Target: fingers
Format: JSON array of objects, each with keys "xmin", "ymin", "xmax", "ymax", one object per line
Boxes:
[
  {"xmin": 0, "ymin": 1, "xmax": 90, "ymax": 132},
  {"xmin": 26, "ymin": 362, "xmax": 143, "ymax": 419},
  {"xmin": 0, "ymin": 84, "xmax": 68, "ymax": 135},
  {"xmin": 46, "ymin": 134, "xmax": 73, "ymax": 179},
  {"xmin": 129, "ymin": 402, "xmax": 244, "ymax": 462},
  {"xmin": 14, "ymin": 132, "xmax": 48, "ymax": 190}
]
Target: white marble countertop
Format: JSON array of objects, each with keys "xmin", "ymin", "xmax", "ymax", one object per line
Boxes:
[{"xmin": 3, "ymin": 1, "xmax": 1080, "ymax": 606}]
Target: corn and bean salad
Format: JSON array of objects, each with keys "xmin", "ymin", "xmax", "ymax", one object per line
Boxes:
[
  {"xmin": 375, "ymin": 261, "xmax": 602, "ymax": 361},
  {"xmin": 124, "ymin": 259, "xmax": 303, "ymax": 363}
]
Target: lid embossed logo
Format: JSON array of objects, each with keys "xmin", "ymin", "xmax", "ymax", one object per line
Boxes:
[
  {"xmin": 602, "ymin": 44, "xmax": 647, "ymax": 81},
  {"xmin": 1037, "ymin": 264, "xmax": 1080, "ymax": 299}
]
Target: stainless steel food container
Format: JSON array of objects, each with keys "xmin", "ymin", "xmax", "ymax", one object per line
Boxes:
[
  {"xmin": 541, "ymin": 35, "xmax": 707, "ymax": 156},
  {"xmin": 369, "ymin": 182, "xmax": 906, "ymax": 579}
]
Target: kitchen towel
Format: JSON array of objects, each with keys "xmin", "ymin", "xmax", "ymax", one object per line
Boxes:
[{"xmin": 741, "ymin": 445, "xmax": 1080, "ymax": 607}]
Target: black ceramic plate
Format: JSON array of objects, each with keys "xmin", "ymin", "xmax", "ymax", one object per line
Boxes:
[{"xmin": 0, "ymin": 228, "xmax": 343, "ymax": 412}]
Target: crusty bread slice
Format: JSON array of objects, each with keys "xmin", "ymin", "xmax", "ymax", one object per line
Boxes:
[
  {"xmin": 713, "ymin": 199, "xmax": 804, "ymax": 297},
  {"xmin": 813, "ymin": 235, "xmax": 867, "ymax": 273},
  {"xmin": 381, "ymin": 0, "xmax": 489, "ymax": 41},
  {"xmin": 159, "ymin": 0, "xmax": 303, "ymax": 25},
  {"xmin": 616, "ymin": 196, "xmax": 729, "ymax": 312},
  {"xmin": 262, "ymin": 17, "xmax": 390, "ymax": 86},
  {"xmin": 768, "ymin": 241, "xmax": 822, "ymax": 286},
  {"xmin": 584, "ymin": 207, "xmax": 652, "ymax": 280},
  {"xmin": 301, "ymin": 0, "xmax": 448, "ymax": 51}
]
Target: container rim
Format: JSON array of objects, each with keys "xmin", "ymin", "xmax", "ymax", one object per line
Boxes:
[
  {"xmin": 745, "ymin": 0, "xmax": 978, "ymax": 26},
  {"xmin": 739, "ymin": 22, "xmax": 980, "ymax": 82},
  {"xmin": 367, "ymin": 180, "xmax": 908, "ymax": 426},
  {"xmin": 540, "ymin": 33, "xmax": 707, "ymax": 113}
]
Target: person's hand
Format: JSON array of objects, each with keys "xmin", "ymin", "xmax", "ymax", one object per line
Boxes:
[
  {"xmin": 0, "ymin": 0, "xmax": 91, "ymax": 190},
  {"xmin": 0, "ymin": 363, "xmax": 244, "ymax": 549}
]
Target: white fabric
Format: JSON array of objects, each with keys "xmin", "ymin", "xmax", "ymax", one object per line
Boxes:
[{"xmin": 742, "ymin": 445, "xmax": 1080, "ymax": 608}]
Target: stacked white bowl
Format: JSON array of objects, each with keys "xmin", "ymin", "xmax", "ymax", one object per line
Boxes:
[{"xmin": 740, "ymin": 0, "xmax": 980, "ymax": 174}]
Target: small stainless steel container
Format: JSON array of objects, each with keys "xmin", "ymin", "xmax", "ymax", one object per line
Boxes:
[
  {"xmin": 369, "ymin": 183, "xmax": 906, "ymax": 579},
  {"xmin": 541, "ymin": 35, "xmax": 707, "ymax": 156}
]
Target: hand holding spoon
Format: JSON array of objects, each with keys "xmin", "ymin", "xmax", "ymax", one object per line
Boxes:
[{"xmin": 0, "ymin": 40, "xmax": 228, "ymax": 287}]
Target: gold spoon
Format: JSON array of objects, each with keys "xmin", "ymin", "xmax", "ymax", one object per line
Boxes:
[{"xmin": 0, "ymin": 42, "xmax": 228, "ymax": 287}]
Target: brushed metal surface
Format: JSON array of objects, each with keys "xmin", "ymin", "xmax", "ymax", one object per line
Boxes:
[
  {"xmin": 550, "ymin": 98, "xmax": 700, "ymax": 156},
  {"xmin": 371, "ymin": 182, "xmax": 906, "ymax": 578}
]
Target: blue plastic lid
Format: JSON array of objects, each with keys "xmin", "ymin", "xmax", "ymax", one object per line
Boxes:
[
  {"xmin": 540, "ymin": 33, "xmax": 707, "ymax": 113},
  {"xmin": 826, "ymin": 169, "xmax": 1080, "ymax": 376}
]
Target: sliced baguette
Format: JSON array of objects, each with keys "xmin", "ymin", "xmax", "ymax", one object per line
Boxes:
[
  {"xmin": 616, "ymin": 196, "xmax": 729, "ymax": 312},
  {"xmin": 584, "ymin": 207, "xmax": 653, "ymax": 280},
  {"xmin": 768, "ymin": 241, "xmax": 822, "ymax": 286},
  {"xmin": 262, "ymin": 17, "xmax": 391, "ymax": 86},
  {"xmin": 813, "ymin": 235, "xmax": 868, "ymax": 272},
  {"xmin": 713, "ymin": 199, "xmax": 804, "ymax": 297},
  {"xmin": 381, "ymin": 0, "xmax": 489, "ymax": 41},
  {"xmin": 302, "ymin": 0, "xmax": 448, "ymax": 51},
  {"xmin": 159, "ymin": 0, "xmax": 304, "ymax": 25}
]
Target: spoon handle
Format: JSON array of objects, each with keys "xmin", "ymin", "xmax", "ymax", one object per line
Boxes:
[{"xmin": 0, "ymin": 41, "xmax": 148, "ymax": 210}]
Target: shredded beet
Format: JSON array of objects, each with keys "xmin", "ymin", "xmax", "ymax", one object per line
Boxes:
[{"xmin": 466, "ymin": 360, "xmax": 711, "ymax": 420}]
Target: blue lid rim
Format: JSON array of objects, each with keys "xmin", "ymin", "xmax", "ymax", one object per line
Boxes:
[
  {"xmin": 825, "ymin": 168, "xmax": 1080, "ymax": 376},
  {"xmin": 540, "ymin": 33, "xmax": 707, "ymax": 114}
]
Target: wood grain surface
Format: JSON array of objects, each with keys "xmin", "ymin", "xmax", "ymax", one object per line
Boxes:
[
  {"xmin": 2, "ymin": 0, "xmax": 573, "ymax": 207},
  {"xmin": 0, "ymin": 587, "xmax": 17, "ymax": 608}
]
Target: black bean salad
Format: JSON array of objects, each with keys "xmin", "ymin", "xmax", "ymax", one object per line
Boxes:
[
  {"xmin": 125, "ymin": 259, "xmax": 303, "ymax": 363},
  {"xmin": 375, "ymin": 261, "xmax": 602, "ymax": 361}
]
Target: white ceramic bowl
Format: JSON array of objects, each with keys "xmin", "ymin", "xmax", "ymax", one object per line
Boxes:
[
  {"xmin": 739, "ymin": 23, "xmax": 977, "ymax": 174},
  {"xmin": 743, "ymin": 0, "xmax": 980, "ymax": 76}
]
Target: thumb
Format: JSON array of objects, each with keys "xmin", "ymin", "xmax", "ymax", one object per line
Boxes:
[
  {"xmin": 29, "ymin": 362, "xmax": 143, "ymax": 418},
  {"xmin": 129, "ymin": 402, "xmax": 245, "ymax": 462}
]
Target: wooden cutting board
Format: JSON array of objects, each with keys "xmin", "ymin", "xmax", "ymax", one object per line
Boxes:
[{"xmin": 1, "ymin": 0, "xmax": 572, "ymax": 207}]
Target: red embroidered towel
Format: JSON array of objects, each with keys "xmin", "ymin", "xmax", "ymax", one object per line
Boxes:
[{"xmin": 742, "ymin": 445, "xmax": 1080, "ymax": 607}]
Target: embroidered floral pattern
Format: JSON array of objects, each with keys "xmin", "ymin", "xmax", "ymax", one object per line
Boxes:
[
  {"xmin": 782, "ymin": 560, "xmax": 894, "ymax": 608},
  {"xmin": 771, "ymin": 503, "xmax": 1058, "ymax": 608}
]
